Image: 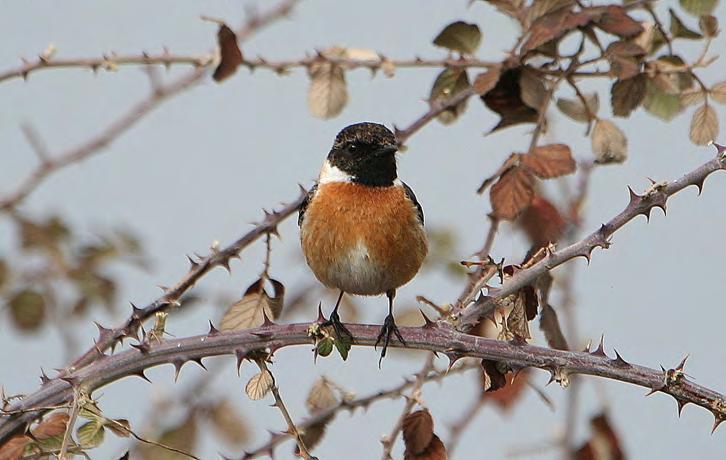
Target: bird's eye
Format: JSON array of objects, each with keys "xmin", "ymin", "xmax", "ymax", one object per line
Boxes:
[{"xmin": 348, "ymin": 143, "xmax": 358, "ymax": 152}]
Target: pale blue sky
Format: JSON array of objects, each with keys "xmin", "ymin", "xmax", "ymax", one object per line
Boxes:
[{"xmin": 1, "ymin": 1, "xmax": 726, "ymax": 459}]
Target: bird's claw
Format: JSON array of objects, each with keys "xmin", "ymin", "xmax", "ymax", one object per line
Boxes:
[{"xmin": 375, "ymin": 314, "xmax": 406, "ymax": 366}]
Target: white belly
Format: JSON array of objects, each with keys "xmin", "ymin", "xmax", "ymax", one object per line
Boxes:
[{"xmin": 326, "ymin": 240, "xmax": 387, "ymax": 295}]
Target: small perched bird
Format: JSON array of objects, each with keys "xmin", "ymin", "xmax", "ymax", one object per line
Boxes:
[{"xmin": 299, "ymin": 122, "xmax": 428, "ymax": 361}]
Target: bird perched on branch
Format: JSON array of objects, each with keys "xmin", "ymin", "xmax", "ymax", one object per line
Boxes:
[{"xmin": 299, "ymin": 122, "xmax": 428, "ymax": 362}]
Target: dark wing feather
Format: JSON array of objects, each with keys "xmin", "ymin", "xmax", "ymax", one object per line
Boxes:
[
  {"xmin": 401, "ymin": 182, "xmax": 424, "ymax": 225},
  {"xmin": 298, "ymin": 183, "xmax": 318, "ymax": 227}
]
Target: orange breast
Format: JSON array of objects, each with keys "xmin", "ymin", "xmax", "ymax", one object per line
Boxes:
[{"xmin": 300, "ymin": 182, "xmax": 427, "ymax": 295}]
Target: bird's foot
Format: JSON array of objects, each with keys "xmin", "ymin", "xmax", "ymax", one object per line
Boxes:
[
  {"xmin": 375, "ymin": 314, "xmax": 406, "ymax": 366},
  {"xmin": 322, "ymin": 309, "xmax": 353, "ymax": 341}
]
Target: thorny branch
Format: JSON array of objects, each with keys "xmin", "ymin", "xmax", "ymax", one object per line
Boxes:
[
  {"xmin": 1, "ymin": 320, "xmax": 724, "ymax": 445},
  {"xmin": 0, "ymin": 0, "xmax": 299, "ymax": 211}
]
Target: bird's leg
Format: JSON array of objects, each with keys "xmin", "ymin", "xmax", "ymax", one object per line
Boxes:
[
  {"xmin": 375, "ymin": 289, "xmax": 406, "ymax": 365},
  {"xmin": 322, "ymin": 290, "xmax": 353, "ymax": 340}
]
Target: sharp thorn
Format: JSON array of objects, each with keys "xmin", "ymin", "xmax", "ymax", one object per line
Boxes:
[
  {"xmin": 235, "ymin": 349, "xmax": 247, "ymax": 375},
  {"xmin": 172, "ymin": 359, "xmax": 185, "ymax": 382},
  {"xmin": 591, "ymin": 334, "xmax": 607, "ymax": 357},
  {"xmin": 207, "ymin": 320, "xmax": 220, "ymax": 336},
  {"xmin": 418, "ymin": 309, "xmax": 436, "ymax": 328},
  {"xmin": 677, "ymin": 399, "xmax": 689, "ymax": 417},
  {"xmin": 612, "ymin": 349, "xmax": 630, "ymax": 367},
  {"xmin": 316, "ymin": 302, "xmax": 327, "ymax": 323}
]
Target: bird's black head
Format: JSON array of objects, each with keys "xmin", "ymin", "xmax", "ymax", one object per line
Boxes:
[{"xmin": 326, "ymin": 122, "xmax": 398, "ymax": 187}]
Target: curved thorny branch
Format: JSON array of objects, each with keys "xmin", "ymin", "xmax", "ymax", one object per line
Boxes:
[{"xmin": 1, "ymin": 321, "xmax": 725, "ymax": 445}]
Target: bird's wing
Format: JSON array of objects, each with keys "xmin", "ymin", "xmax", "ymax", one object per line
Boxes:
[
  {"xmin": 298, "ymin": 183, "xmax": 318, "ymax": 227},
  {"xmin": 401, "ymin": 182, "xmax": 424, "ymax": 226}
]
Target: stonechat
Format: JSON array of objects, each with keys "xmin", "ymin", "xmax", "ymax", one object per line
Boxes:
[{"xmin": 299, "ymin": 122, "xmax": 428, "ymax": 361}]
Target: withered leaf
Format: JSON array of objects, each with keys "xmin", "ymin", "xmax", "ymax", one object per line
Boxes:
[
  {"xmin": 8, "ymin": 288, "xmax": 46, "ymax": 332},
  {"xmin": 521, "ymin": 144, "xmax": 576, "ymax": 178},
  {"xmin": 220, "ymin": 278, "xmax": 284, "ymax": 331},
  {"xmin": 711, "ymin": 81, "xmax": 726, "ymax": 104},
  {"xmin": 0, "ymin": 435, "xmax": 31, "ymax": 460},
  {"xmin": 472, "ymin": 67, "xmax": 501, "ymax": 95},
  {"xmin": 575, "ymin": 413, "xmax": 625, "ymax": 460},
  {"xmin": 556, "ymin": 92, "xmax": 599, "ymax": 122},
  {"xmin": 643, "ymin": 80, "xmax": 683, "ymax": 120},
  {"xmin": 404, "ymin": 434, "xmax": 447, "ymax": 460},
  {"xmin": 689, "ymin": 104, "xmax": 719, "ymax": 145},
  {"xmin": 430, "ymin": 68, "xmax": 470, "ymax": 124},
  {"xmin": 481, "ymin": 360, "xmax": 508, "ymax": 392},
  {"xmin": 524, "ymin": 0, "xmax": 575, "ymax": 27},
  {"xmin": 490, "ymin": 166, "xmax": 534, "ymax": 220},
  {"xmin": 306, "ymin": 377, "xmax": 338, "ymax": 414},
  {"xmin": 482, "ymin": 369, "xmax": 530, "ymax": 411},
  {"xmin": 297, "ymin": 414, "xmax": 334, "ymax": 454},
  {"xmin": 77, "ymin": 420, "xmax": 105, "ymax": 448},
  {"xmin": 433, "ymin": 21, "xmax": 482, "ymax": 54},
  {"xmin": 519, "ymin": 195, "xmax": 566, "ymax": 247},
  {"xmin": 105, "ymin": 419, "xmax": 131, "ymax": 438},
  {"xmin": 209, "ymin": 400, "xmax": 249, "ymax": 446},
  {"xmin": 595, "ymin": 6, "xmax": 643, "ymax": 38},
  {"xmin": 699, "ymin": 15, "xmax": 719, "ymax": 37},
  {"xmin": 482, "ymin": 68, "xmax": 539, "ymax": 131},
  {"xmin": 540, "ymin": 304, "xmax": 569, "ymax": 350},
  {"xmin": 402, "ymin": 409, "xmax": 434, "ymax": 455},
  {"xmin": 521, "ymin": 8, "xmax": 592, "ymax": 53},
  {"xmin": 137, "ymin": 415, "xmax": 197, "ymax": 460},
  {"xmin": 482, "ymin": 0, "xmax": 525, "ymax": 21},
  {"xmin": 307, "ymin": 50, "xmax": 348, "ymax": 119},
  {"xmin": 669, "ymin": 8, "xmax": 703, "ymax": 39},
  {"xmin": 611, "ymin": 74, "xmax": 646, "ymax": 117},
  {"xmin": 245, "ymin": 370, "xmax": 274, "ymax": 400},
  {"xmin": 33, "ymin": 412, "xmax": 69, "ymax": 439},
  {"xmin": 679, "ymin": 0, "xmax": 718, "ymax": 17},
  {"xmin": 519, "ymin": 67, "xmax": 547, "ymax": 110},
  {"xmin": 680, "ymin": 89, "xmax": 706, "ymax": 107},
  {"xmin": 212, "ymin": 25, "xmax": 243, "ymax": 82},
  {"xmin": 606, "ymin": 53, "xmax": 642, "ymax": 80},
  {"xmin": 504, "ymin": 288, "xmax": 532, "ymax": 340},
  {"xmin": 591, "ymin": 119, "xmax": 627, "ymax": 164}
]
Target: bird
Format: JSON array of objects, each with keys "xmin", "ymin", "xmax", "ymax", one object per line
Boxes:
[{"xmin": 298, "ymin": 122, "xmax": 428, "ymax": 362}]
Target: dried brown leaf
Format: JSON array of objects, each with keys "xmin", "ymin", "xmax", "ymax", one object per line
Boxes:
[
  {"xmin": 245, "ymin": 370, "xmax": 274, "ymax": 400},
  {"xmin": 524, "ymin": 0, "xmax": 575, "ymax": 27},
  {"xmin": 689, "ymin": 104, "xmax": 719, "ymax": 145},
  {"xmin": 8, "ymin": 288, "xmax": 46, "ymax": 332},
  {"xmin": 519, "ymin": 67, "xmax": 547, "ymax": 110},
  {"xmin": 481, "ymin": 360, "xmax": 508, "ymax": 392},
  {"xmin": 522, "ymin": 144, "xmax": 576, "ymax": 178},
  {"xmin": 679, "ymin": 0, "xmax": 718, "ymax": 17},
  {"xmin": 591, "ymin": 119, "xmax": 627, "ymax": 164},
  {"xmin": 213, "ymin": 25, "xmax": 243, "ymax": 82},
  {"xmin": 575, "ymin": 413, "xmax": 625, "ymax": 460},
  {"xmin": 490, "ymin": 166, "xmax": 534, "ymax": 220},
  {"xmin": 519, "ymin": 195, "xmax": 566, "ymax": 247},
  {"xmin": 306, "ymin": 377, "xmax": 338, "ymax": 414},
  {"xmin": 0, "ymin": 435, "xmax": 30, "ymax": 460},
  {"xmin": 482, "ymin": 369, "xmax": 530, "ymax": 411},
  {"xmin": 296, "ymin": 414, "xmax": 334, "ymax": 454},
  {"xmin": 307, "ymin": 51, "xmax": 348, "ymax": 119},
  {"xmin": 699, "ymin": 15, "xmax": 719, "ymax": 37},
  {"xmin": 711, "ymin": 81, "xmax": 726, "ymax": 104},
  {"xmin": 595, "ymin": 6, "xmax": 643, "ymax": 37},
  {"xmin": 540, "ymin": 304, "xmax": 569, "ymax": 350},
  {"xmin": 482, "ymin": 68, "xmax": 539, "ymax": 131},
  {"xmin": 33, "ymin": 412, "xmax": 69, "ymax": 439},
  {"xmin": 137, "ymin": 415, "xmax": 197, "ymax": 460},
  {"xmin": 404, "ymin": 434, "xmax": 447, "ymax": 460},
  {"xmin": 521, "ymin": 8, "xmax": 592, "ymax": 53},
  {"xmin": 433, "ymin": 21, "xmax": 482, "ymax": 54},
  {"xmin": 472, "ymin": 67, "xmax": 501, "ymax": 95},
  {"xmin": 669, "ymin": 8, "xmax": 703, "ymax": 39},
  {"xmin": 402, "ymin": 410, "xmax": 434, "ymax": 455},
  {"xmin": 611, "ymin": 74, "xmax": 646, "ymax": 117},
  {"xmin": 556, "ymin": 93, "xmax": 599, "ymax": 122},
  {"xmin": 220, "ymin": 279, "xmax": 284, "ymax": 331}
]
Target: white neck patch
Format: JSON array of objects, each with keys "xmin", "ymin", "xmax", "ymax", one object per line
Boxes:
[{"xmin": 318, "ymin": 160, "xmax": 352, "ymax": 184}]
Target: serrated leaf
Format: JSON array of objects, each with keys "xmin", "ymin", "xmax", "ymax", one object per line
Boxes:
[
  {"xmin": 482, "ymin": 68, "xmax": 539, "ymax": 131},
  {"xmin": 521, "ymin": 144, "xmax": 576, "ymax": 178},
  {"xmin": 519, "ymin": 67, "xmax": 546, "ymax": 110},
  {"xmin": 556, "ymin": 93, "xmax": 599, "ymax": 122},
  {"xmin": 472, "ymin": 67, "xmax": 501, "ymax": 95},
  {"xmin": 430, "ymin": 68, "xmax": 470, "ymax": 124},
  {"xmin": 596, "ymin": 6, "xmax": 644, "ymax": 38},
  {"xmin": 77, "ymin": 420, "xmax": 105, "ymax": 448},
  {"xmin": 306, "ymin": 377, "xmax": 339, "ymax": 414},
  {"xmin": 689, "ymin": 104, "xmax": 719, "ymax": 145},
  {"xmin": 213, "ymin": 24, "xmax": 243, "ymax": 82},
  {"xmin": 679, "ymin": 0, "xmax": 718, "ymax": 16},
  {"xmin": 711, "ymin": 82, "xmax": 726, "ymax": 104},
  {"xmin": 307, "ymin": 50, "xmax": 348, "ymax": 119},
  {"xmin": 315, "ymin": 337, "xmax": 334, "ymax": 358},
  {"xmin": 611, "ymin": 74, "xmax": 646, "ymax": 117},
  {"xmin": 334, "ymin": 334, "xmax": 352, "ymax": 361},
  {"xmin": 402, "ymin": 410, "xmax": 434, "ymax": 455},
  {"xmin": 245, "ymin": 370, "xmax": 273, "ymax": 400},
  {"xmin": 591, "ymin": 119, "xmax": 627, "ymax": 164},
  {"xmin": 490, "ymin": 166, "xmax": 534, "ymax": 220},
  {"xmin": 220, "ymin": 279, "xmax": 284, "ymax": 331},
  {"xmin": 433, "ymin": 21, "xmax": 482, "ymax": 54},
  {"xmin": 643, "ymin": 80, "xmax": 683, "ymax": 120},
  {"xmin": 699, "ymin": 15, "xmax": 719, "ymax": 37},
  {"xmin": 669, "ymin": 8, "xmax": 703, "ymax": 39}
]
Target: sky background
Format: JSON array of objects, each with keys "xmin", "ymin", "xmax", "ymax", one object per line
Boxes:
[{"xmin": 2, "ymin": 1, "xmax": 726, "ymax": 459}]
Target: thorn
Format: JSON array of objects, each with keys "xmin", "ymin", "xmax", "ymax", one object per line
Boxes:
[
  {"xmin": 187, "ymin": 255, "xmax": 199, "ymax": 269},
  {"xmin": 130, "ymin": 302, "xmax": 143, "ymax": 320},
  {"xmin": 94, "ymin": 321, "xmax": 113, "ymax": 342},
  {"xmin": 591, "ymin": 334, "xmax": 607, "ymax": 357},
  {"xmin": 191, "ymin": 357, "xmax": 207, "ymax": 371},
  {"xmin": 611, "ymin": 349, "xmax": 630, "ymax": 367},
  {"xmin": 545, "ymin": 368, "xmax": 557, "ymax": 386},
  {"xmin": 130, "ymin": 342, "xmax": 151, "ymax": 354},
  {"xmin": 712, "ymin": 141, "xmax": 726, "ymax": 157},
  {"xmin": 172, "ymin": 359, "xmax": 185, "ymax": 382},
  {"xmin": 444, "ymin": 352, "xmax": 464, "ymax": 371},
  {"xmin": 39, "ymin": 368, "xmax": 51, "ymax": 385},
  {"xmin": 581, "ymin": 339, "xmax": 592, "ymax": 353},
  {"xmin": 132, "ymin": 370, "xmax": 152, "ymax": 383},
  {"xmin": 220, "ymin": 259, "xmax": 232, "ymax": 273},
  {"xmin": 316, "ymin": 302, "xmax": 327, "ymax": 323},
  {"xmin": 157, "ymin": 285, "xmax": 170, "ymax": 293},
  {"xmin": 676, "ymin": 399, "xmax": 689, "ymax": 417},
  {"xmin": 207, "ymin": 321, "xmax": 220, "ymax": 336},
  {"xmin": 675, "ymin": 355, "xmax": 689, "ymax": 372},
  {"xmin": 235, "ymin": 349, "xmax": 247, "ymax": 375},
  {"xmin": 712, "ymin": 413, "xmax": 725, "ymax": 434},
  {"xmin": 644, "ymin": 384, "xmax": 664, "ymax": 397},
  {"xmin": 59, "ymin": 376, "xmax": 80, "ymax": 388},
  {"xmin": 419, "ymin": 309, "xmax": 436, "ymax": 328},
  {"xmin": 261, "ymin": 309, "xmax": 275, "ymax": 327},
  {"xmin": 694, "ymin": 177, "xmax": 706, "ymax": 195}
]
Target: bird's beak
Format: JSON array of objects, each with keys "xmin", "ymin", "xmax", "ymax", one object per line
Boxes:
[{"xmin": 374, "ymin": 145, "xmax": 398, "ymax": 157}]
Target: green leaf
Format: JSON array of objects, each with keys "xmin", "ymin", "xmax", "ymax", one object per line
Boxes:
[
  {"xmin": 433, "ymin": 21, "xmax": 482, "ymax": 54},
  {"xmin": 679, "ymin": 0, "xmax": 718, "ymax": 16},
  {"xmin": 669, "ymin": 8, "xmax": 703, "ymax": 39},
  {"xmin": 429, "ymin": 68, "xmax": 470, "ymax": 124},
  {"xmin": 77, "ymin": 420, "xmax": 106, "ymax": 448},
  {"xmin": 643, "ymin": 80, "xmax": 683, "ymax": 120},
  {"xmin": 611, "ymin": 74, "xmax": 646, "ymax": 117},
  {"xmin": 334, "ymin": 335, "xmax": 352, "ymax": 361},
  {"xmin": 316, "ymin": 337, "xmax": 334, "ymax": 358}
]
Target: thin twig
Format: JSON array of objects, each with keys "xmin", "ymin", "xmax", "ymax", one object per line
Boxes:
[
  {"xmin": 57, "ymin": 391, "xmax": 80, "ymax": 460},
  {"xmin": 381, "ymin": 353, "xmax": 436, "ymax": 460}
]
